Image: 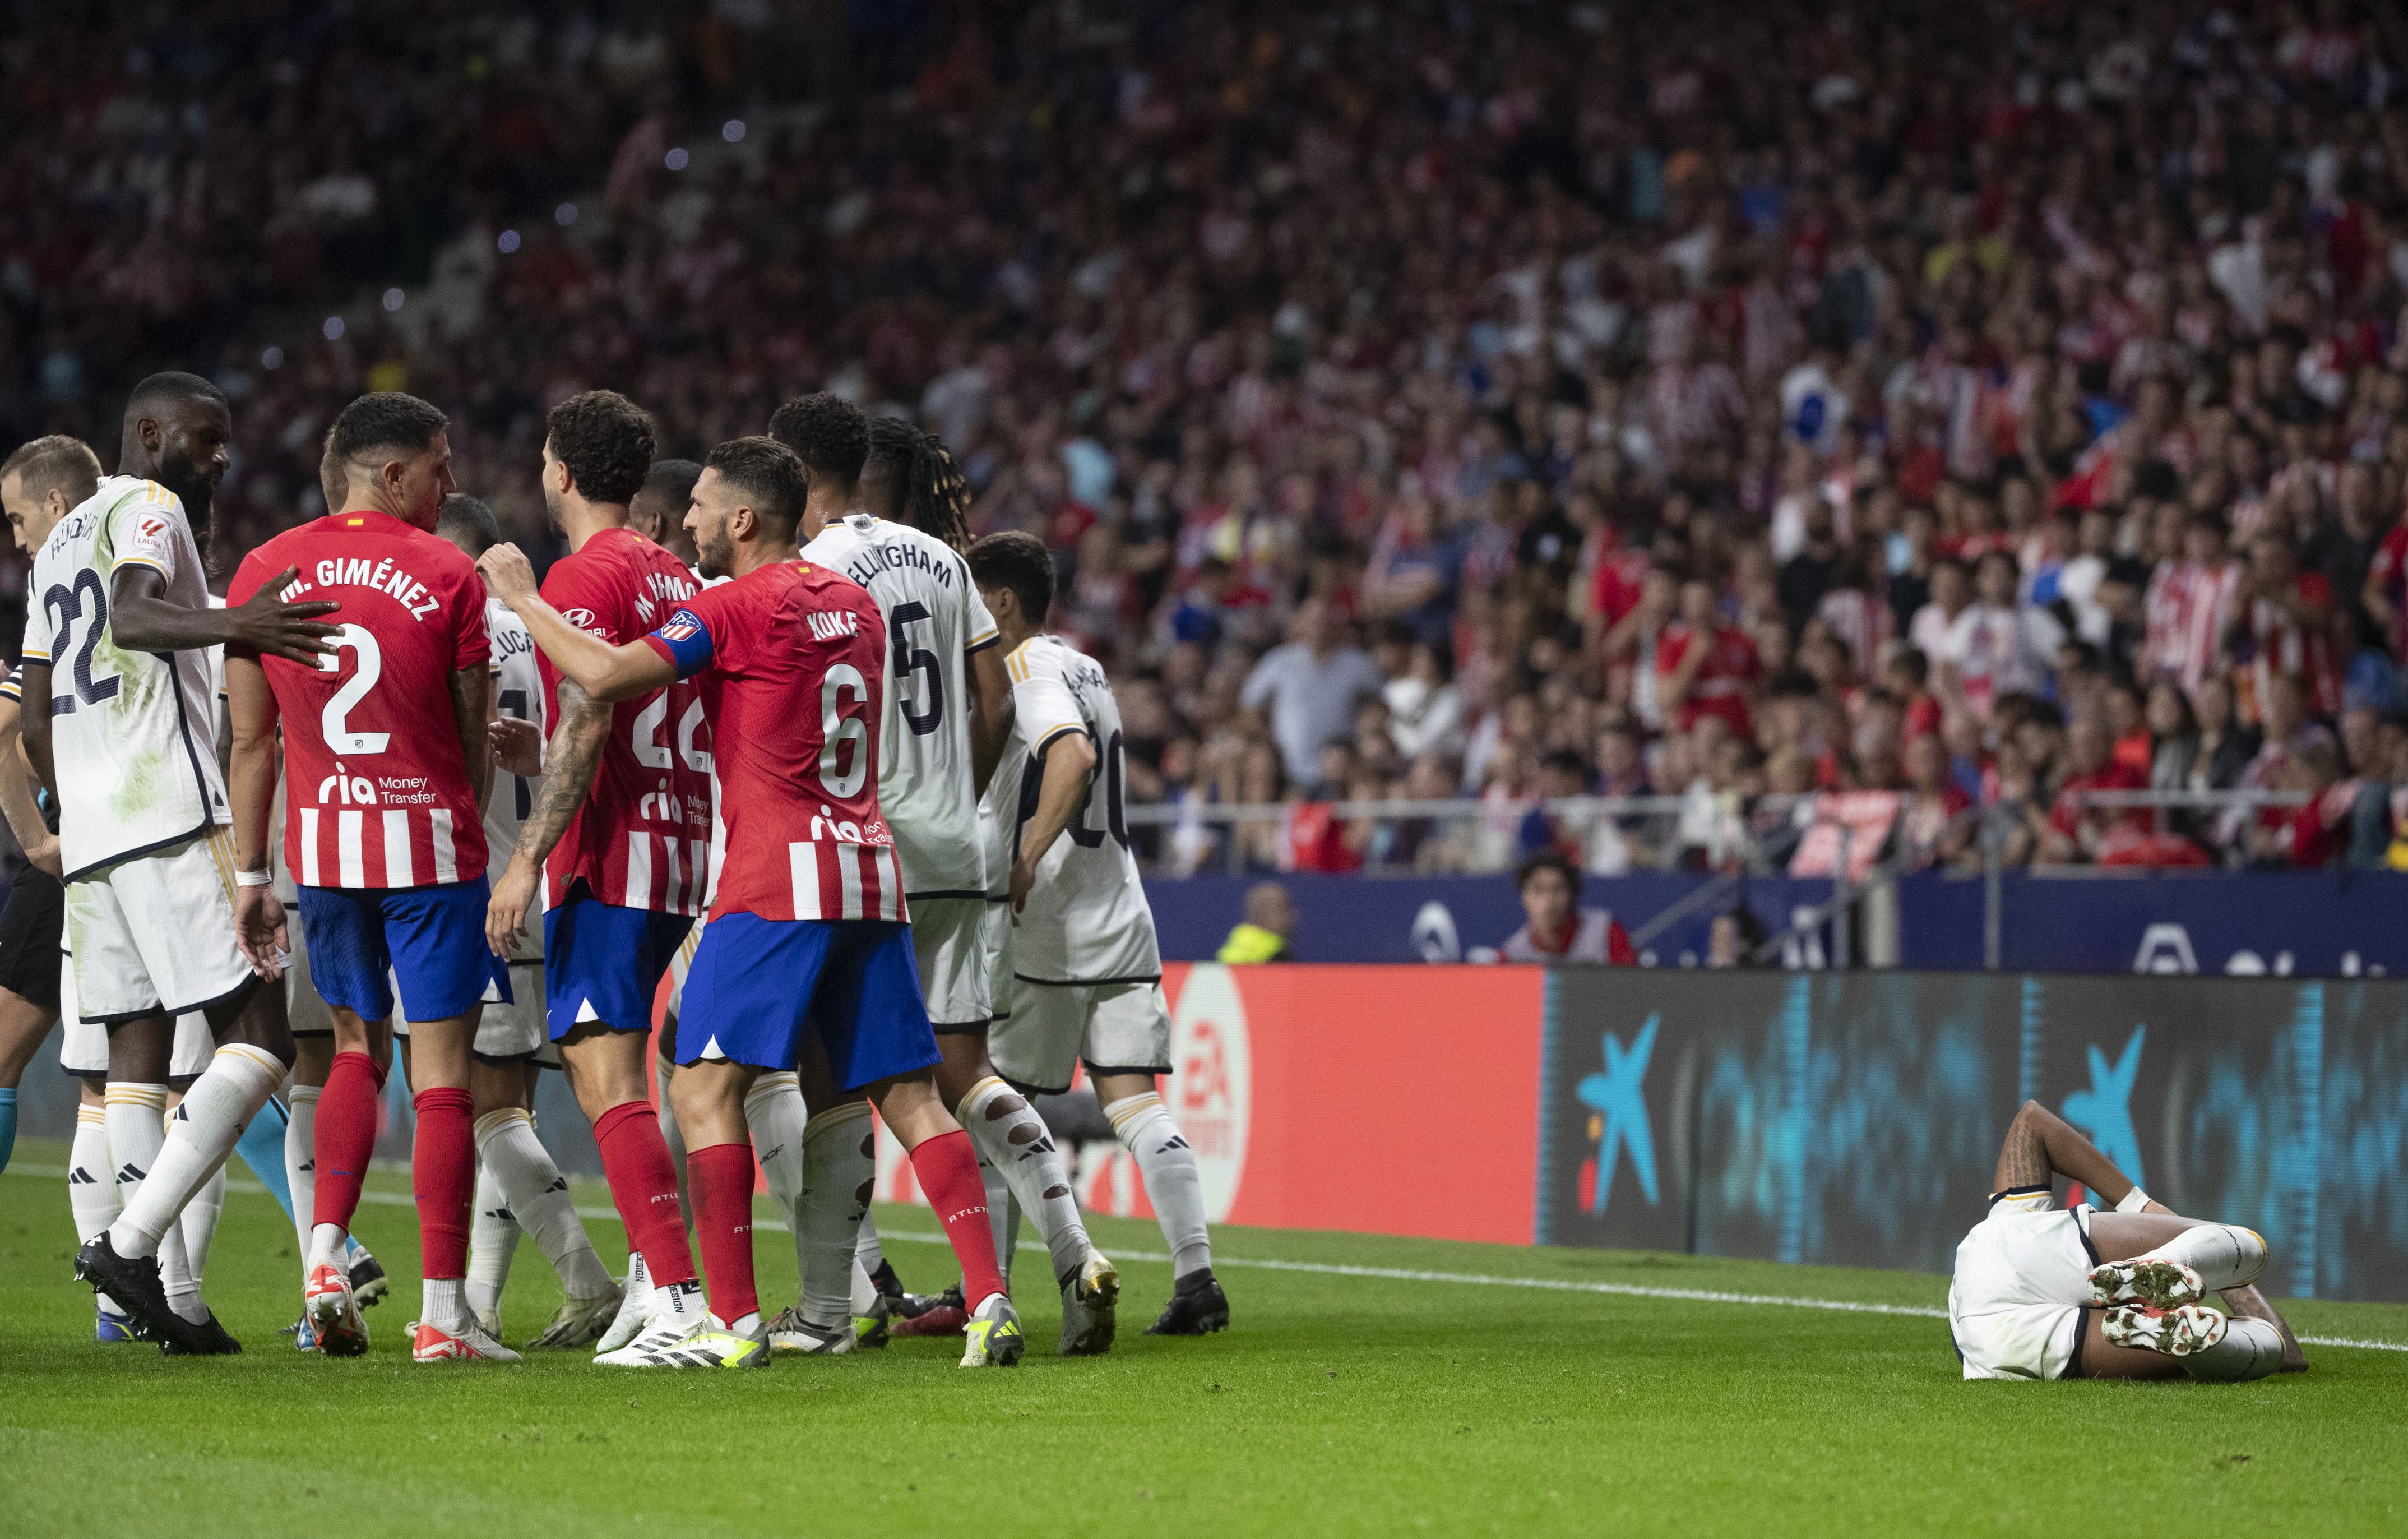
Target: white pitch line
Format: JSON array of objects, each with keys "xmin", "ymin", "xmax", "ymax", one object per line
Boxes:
[{"xmin": 10, "ymin": 1165, "xmax": 2402, "ymax": 1352}]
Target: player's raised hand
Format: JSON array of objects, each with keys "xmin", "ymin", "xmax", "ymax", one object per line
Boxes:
[
  {"xmin": 233, "ymin": 885, "xmax": 290, "ymax": 979},
  {"xmin": 487, "ymin": 857, "xmax": 538, "ymax": 958},
  {"xmin": 489, "ymin": 715, "xmax": 544, "ymax": 777},
  {"xmin": 478, "ymin": 543, "xmax": 539, "ymax": 606},
  {"xmin": 230, "ymin": 566, "xmax": 341, "ymax": 664}
]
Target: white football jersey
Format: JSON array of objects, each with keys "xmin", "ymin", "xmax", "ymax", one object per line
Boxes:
[
  {"xmin": 799, "ymin": 511, "xmax": 999, "ymax": 898},
  {"xmin": 485, "ymin": 597, "xmax": 545, "ymax": 958},
  {"xmin": 992, "ymin": 634, "xmax": 1160, "ymax": 985},
  {"xmin": 22, "ymin": 476, "xmax": 228, "ymax": 879}
]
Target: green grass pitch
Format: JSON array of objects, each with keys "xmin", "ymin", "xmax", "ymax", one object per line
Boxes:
[{"xmin": 3, "ymin": 1136, "xmax": 2403, "ymax": 1537}]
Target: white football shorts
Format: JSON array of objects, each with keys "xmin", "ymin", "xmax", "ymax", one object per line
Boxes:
[
  {"xmin": 63, "ymin": 828, "xmax": 253, "ymax": 1024},
  {"xmin": 911, "ymin": 896, "xmax": 992, "ymax": 1032},
  {"xmin": 988, "ymin": 977, "xmax": 1171, "ymax": 1095},
  {"xmin": 1948, "ymin": 1191, "xmax": 2100, "ymax": 1381},
  {"xmin": 284, "ymin": 895, "xmax": 334, "ymax": 1037},
  {"xmin": 59, "ymin": 945, "xmax": 212, "ymax": 1079},
  {"xmin": 980, "ymin": 896, "xmax": 1013, "ymax": 1025}
]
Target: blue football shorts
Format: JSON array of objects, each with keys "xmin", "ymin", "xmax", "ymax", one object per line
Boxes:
[
  {"xmin": 297, "ymin": 879, "xmax": 507, "ymax": 1025},
  {"xmin": 541, "ymin": 884, "xmax": 694, "ymax": 1041},
  {"xmin": 675, "ymin": 914, "xmax": 938, "ymax": 1090}
]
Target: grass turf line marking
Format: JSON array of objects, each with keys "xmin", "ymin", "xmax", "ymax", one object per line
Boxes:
[{"xmin": 11, "ymin": 1164, "xmax": 2402, "ymax": 1352}]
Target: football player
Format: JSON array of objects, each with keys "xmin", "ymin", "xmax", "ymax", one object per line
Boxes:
[{"xmin": 1950, "ymin": 1098, "xmax": 2305, "ymax": 1382}]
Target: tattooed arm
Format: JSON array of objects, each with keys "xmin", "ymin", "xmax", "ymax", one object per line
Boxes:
[
  {"xmin": 1988, "ymin": 1099, "xmax": 2163, "ymax": 1208},
  {"xmin": 483, "ymin": 680, "xmax": 612, "ymax": 956}
]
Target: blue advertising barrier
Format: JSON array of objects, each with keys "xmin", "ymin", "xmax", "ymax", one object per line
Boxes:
[
  {"xmin": 1536, "ymin": 969, "xmax": 2408, "ymax": 1302},
  {"xmin": 1146, "ymin": 868, "xmax": 2408, "ymax": 979},
  {"xmin": 1892, "ymin": 869, "xmax": 2408, "ymax": 977}
]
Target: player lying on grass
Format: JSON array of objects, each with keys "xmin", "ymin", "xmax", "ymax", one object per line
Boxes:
[{"xmin": 1949, "ymin": 1098, "xmax": 2306, "ymax": 1382}]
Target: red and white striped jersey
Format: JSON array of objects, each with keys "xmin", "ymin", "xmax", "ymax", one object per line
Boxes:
[
  {"xmin": 641, "ymin": 559, "xmax": 901, "ymax": 925},
  {"xmin": 226, "ymin": 510, "xmax": 490, "ymax": 889},
  {"xmin": 2143, "ymin": 560, "xmax": 2242, "ymax": 695},
  {"xmin": 532, "ymin": 528, "xmax": 712, "ymax": 916}
]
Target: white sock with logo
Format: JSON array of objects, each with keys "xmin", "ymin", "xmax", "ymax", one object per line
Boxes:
[
  {"xmin": 110, "ymin": 1046, "xmax": 283, "ymax": 1259},
  {"xmin": 179, "ymin": 1163, "xmax": 227, "ymax": 1289},
  {"xmin": 476, "ymin": 1107, "xmax": 613, "ymax": 1299},
  {"xmin": 799, "ymin": 1102, "xmax": 874, "ymax": 1328},
  {"xmin": 466, "ymin": 1154, "xmax": 518, "ymax": 1325},
  {"xmin": 743, "ymin": 1073, "xmax": 809, "ymax": 1306},
  {"xmin": 103, "ymin": 1082, "xmax": 202, "ymax": 1319},
  {"xmin": 2138, "ymin": 1224, "xmax": 2268, "ymax": 1293},
  {"xmin": 1104, "ymin": 1091, "xmax": 1212, "ymax": 1279},
  {"xmin": 68, "ymin": 1103, "xmax": 125, "ymax": 1316},
  {"xmin": 286, "ymin": 1083, "xmax": 319, "ymax": 1268},
  {"xmin": 979, "ymin": 1148, "xmax": 1018, "ymax": 1291},
  {"xmin": 855, "ymin": 1212, "xmax": 885, "ymax": 1279},
  {"xmin": 959, "ymin": 1076, "xmax": 1087, "ymax": 1290},
  {"xmin": 2182, "ymin": 1314, "xmax": 2284, "ymax": 1382}
]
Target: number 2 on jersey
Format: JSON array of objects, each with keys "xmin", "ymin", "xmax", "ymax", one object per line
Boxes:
[{"xmin": 320, "ymin": 624, "xmax": 390, "ymax": 754}]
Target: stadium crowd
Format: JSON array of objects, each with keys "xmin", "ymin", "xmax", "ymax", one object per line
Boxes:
[{"xmin": 10, "ymin": 0, "xmax": 2408, "ymax": 877}]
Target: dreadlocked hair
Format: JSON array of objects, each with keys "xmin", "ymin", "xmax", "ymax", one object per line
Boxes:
[{"xmin": 867, "ymin": 414, "xmax": 973, "ymax": 551}]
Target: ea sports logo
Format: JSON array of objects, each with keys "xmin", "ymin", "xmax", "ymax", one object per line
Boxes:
[{"xmin": 1169, "ymin": 964, "xmax": 1250, "ymax": 1223}]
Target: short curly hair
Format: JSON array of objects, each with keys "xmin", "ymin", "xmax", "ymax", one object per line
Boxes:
[
  {"xmin": 546, "ymin": 390, "xmax": 656, "ymax": 506},
  {"xmin": 767, "ymin": 392, "xmax": 868, "ymax": 493}
]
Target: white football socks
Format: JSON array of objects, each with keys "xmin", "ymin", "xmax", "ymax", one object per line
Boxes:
[
  {"xmin": 2183, "ymin": 1314, "xmax": 2285, "ymax": 1382},
  {"xmin": 285, "ymin": 1083, "xmax": 320, "ymax": 1265},
  {"xmin": 180, "ymin": 1163, "xmax": 227, "ymax": 1290},
  {"xmin": 1104, "ymin": 1091, "xmax": 1212, "ymax": 1279},
  {"xmin": 2141, "ymin": 1224, "xmax": 2268, "ymax": 1292},
  {"xmin": 466, "ymin": 1155, "xmax": 518, "ymax": 1325},
  {"xmin": 960, "ymin": 1076, "xmax": 1089, "ymax": 1291},
  {"xmin": 980, "ymin": 1149, "xmax": 1018, "ymax": 1290},
  {"xmin": 103, "ymin": 1082, "xmax": 201, "ymax": 1320},
  {"xmin": 422, "ymin": 1275, "xmax": 468, "ymax": 1334},
  {"xmin": 799, "ymin": 1101, "xmax": 875, "ymax": 1328},
  {"xmin": 849, "ymin": 1256, "xmax": 881, "ymax": 1316},
  {"xmin": 109, "ymin": 1045, "xmax": 282, "ymax": 1258},
  {"xmin": 855, "ymin": 1213, "xmax": 885, "ymax": 1277},
  {"xmin": 68, "ymin": 1103, "xmax": 124, "ymax": 1316},
  {"xmin": 743, "ymin": 1073, "xmax": 809, "ymax": 1305},
  {"xmin": 475, "ymin": 1107, "xmax": 613, "ymax": 1300}
]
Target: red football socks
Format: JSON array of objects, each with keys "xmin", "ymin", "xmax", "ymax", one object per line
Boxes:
[
  {"xmin": 911, "ymin": 1129, "xmax": 1007, "ymax": 1308},
  {"xmin": 312, "ymin": 1050, "xmax": 385, "ymax": 1231},
  {"xmin": 595, "ymin": 1099, "xmax": 698, "ymax": 1287},
  {"xmin": 688, "ymin": 1142, "xmax": 759, "ymax": 1325},
  {"xmin": 411, "ymin": 1087, "xmax": 474, "ymax": 1279}
]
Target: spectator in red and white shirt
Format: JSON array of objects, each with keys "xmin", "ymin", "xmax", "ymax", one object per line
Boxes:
[
  {"xmin": 2228, "ymin": 530, "xmax": 2344, "ymax": 723},
  {"xmin": 2145, "ymin": 517, "xmax": 2245, "ymax": 695}
]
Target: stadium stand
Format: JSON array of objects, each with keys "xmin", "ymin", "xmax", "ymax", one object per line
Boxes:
[{"xmin": 6, "ymin": 1, "xmax": 2408, "ymax": 879}]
